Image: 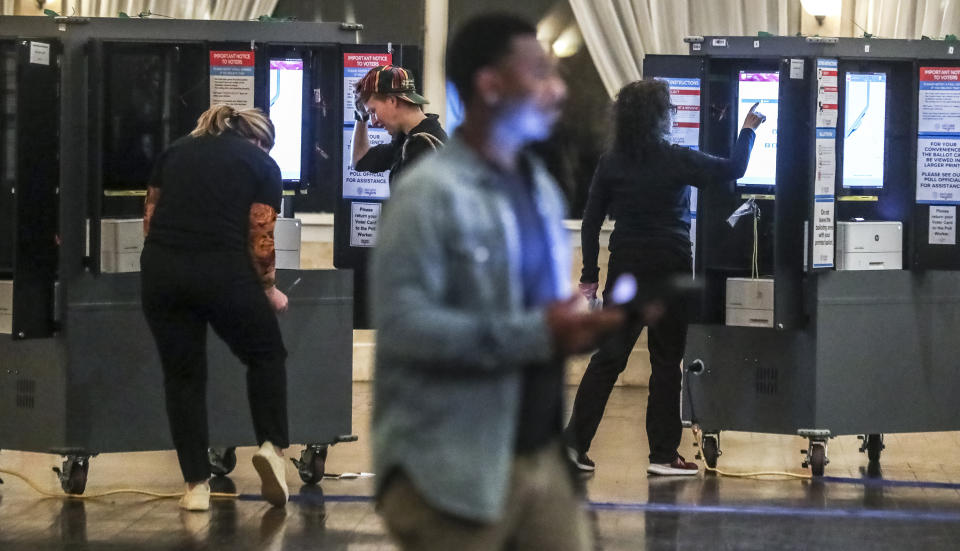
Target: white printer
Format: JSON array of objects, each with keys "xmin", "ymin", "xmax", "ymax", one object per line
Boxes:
[
  {"xmin": 835, "ymin": 221, "xmax": 902, "ymax": 271},
  {"xmin": 100, "ymin": 218, "xmax": 145, "ymax": 273},
  {"xmin": 725, "ymin": 277, "xmax": 774, "ymax": 328},
  {"xmin": 274, "ymin": 218, "xmax": 302, "ymax": 270},
  {"xmin": 0, "ymin": 279, "xmax": 11, "ymax": 334}
]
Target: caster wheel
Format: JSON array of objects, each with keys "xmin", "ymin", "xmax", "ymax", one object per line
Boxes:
[
  {"xmin": 809, "ymin": 444, "xmax": 826, "ymax": 477},
  {"xmin": 701, "ymin": 435, "xmax": 720, "ymax": 470},
  {"xmin": 208, "ymin": 447, "xmax": 238, "ymax": 477},
  {"xmin": 55, "ymin": 456, "xmax": 90, "ymax": 495},
  {"xmin": 865, "ymin": 434, "xmax": 883, "ymax": 463},
  {"xmin": 296, "ymin": 445, "xmax": 328, "ymax": 485}
]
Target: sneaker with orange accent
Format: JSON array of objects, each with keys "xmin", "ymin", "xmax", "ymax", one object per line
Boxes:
[{"xmin": 647, "ymin": 455, "xmax": 699, "ymax": 476}]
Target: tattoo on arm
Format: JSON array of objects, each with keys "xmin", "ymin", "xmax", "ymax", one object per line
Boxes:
[{"xmin": 249, "ymin": 202, "xmax": 278, "ymax": 288}]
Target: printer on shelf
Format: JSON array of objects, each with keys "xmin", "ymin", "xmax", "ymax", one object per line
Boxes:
[{"xmin": 835, "ymin": 221, "xmax": 902, "ymax": 271}]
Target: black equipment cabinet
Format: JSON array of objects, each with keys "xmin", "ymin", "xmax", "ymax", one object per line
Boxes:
[
  {"xmin": 0, "ymin": 16, "xmax": 388, "ymax": 494},
  {"xmin": 646, "ymin": 36, "xmax": 960, "ymax": 476}
]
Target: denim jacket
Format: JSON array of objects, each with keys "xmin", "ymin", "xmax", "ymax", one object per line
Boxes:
[{"xmin": 370, "ymin": 137, "xmax": 571, "ymax": 522}]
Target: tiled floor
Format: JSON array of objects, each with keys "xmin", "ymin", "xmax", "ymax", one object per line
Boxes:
[{"xmin": 3, "ymin": 383, "xmax": 960, "ymax": 550}]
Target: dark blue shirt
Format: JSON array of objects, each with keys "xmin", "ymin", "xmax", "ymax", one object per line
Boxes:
[{"xmin": 494, "ymin": 160, "xmax": 563, "ymax": 454}]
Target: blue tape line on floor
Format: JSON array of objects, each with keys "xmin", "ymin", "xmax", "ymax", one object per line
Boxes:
[
  {"xmin": 821, "ymin": 476, "xmax": 960, "ymax": 490},
  {"xmin": 238, "ymin": 494, "xmax": 960, "ymax": 522},
  {"xmin": 589, "ymin": 501, "xmax": 960, "ymax": 522}
]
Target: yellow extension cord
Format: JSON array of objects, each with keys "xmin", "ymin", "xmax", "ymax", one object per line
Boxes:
[
  {"xmin": 690, "ymin": 426, "xmax": 812, "ymax": 480},
  {"xmin": 0, "ymin": 429, "xmax": 814, "ymax": 501},
  {"xmin": 0, "ymin": 467, "xmax": 239, "ymax": 500}
]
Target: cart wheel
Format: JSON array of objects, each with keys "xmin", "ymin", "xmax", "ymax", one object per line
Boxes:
[
  {"xmin": 208, "ymin": 447, "xmax": 238, "ymax": 477},
  {"xmin": 55, "ymin": 455, "xmax": 90, "ymax": 495},
  {"xmin": 865, "ymin": 434, "xmax": 883, "ymax": 463},
  {"xmin": 809, "ymin": 444, "xmax": 826, "ymax": 477},
  {"xmin": 701, "ymin": 434, "xmax": 720, "ymax": 470},
  {"xmin": 296, "ymin": 445, "xmax": 328, "ymax": 485}
]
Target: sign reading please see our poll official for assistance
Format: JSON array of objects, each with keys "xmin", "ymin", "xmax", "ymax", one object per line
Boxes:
[
  {"xmin": 342, "ymin": 128, "xmax": 392, "ymax": 199},
  {"xmin": 343, "ymin": 52, "xmax": 393, "ymax": 201},
  {"xmin": 917, "ymin": 67, "xmax": 960, "ymax": 204},
  {"xmin": 209, "ymin": 51, "xmax": 255, "ymax": 109},
  {"xmin": 350, "ymin": 202, "xmax": 381, "ymax": 248}
]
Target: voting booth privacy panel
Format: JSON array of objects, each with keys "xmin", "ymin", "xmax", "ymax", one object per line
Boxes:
[
  {"xmin": 646, "ymin": 36, "xmax": 960, "ymax": 476},
  {"xmin": 0, "ymin": 16, "xmax": 392, "ymax": 492}
]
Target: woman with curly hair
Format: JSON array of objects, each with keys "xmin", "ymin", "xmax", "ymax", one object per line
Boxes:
[{"xmin": 565, "ymin": 79, "xmax": 764, "ymax": 475}]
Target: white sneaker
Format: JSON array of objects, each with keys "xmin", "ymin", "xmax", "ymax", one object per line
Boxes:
[
  {"xmin": 179, "ymin": 480, "xmax": 211, "ymax": 511},
  {"xmin": 252, "ymin": 441, "xmax": 289, "ymax": 507},
  {"xmin": 647, "ymin": 455, "xmax": 699, "ymax": 476}
]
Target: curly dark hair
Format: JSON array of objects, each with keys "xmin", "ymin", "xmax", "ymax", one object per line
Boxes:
[{"xmin": 611, "ymin": 79, "xmax": 672, "ymax": 157}]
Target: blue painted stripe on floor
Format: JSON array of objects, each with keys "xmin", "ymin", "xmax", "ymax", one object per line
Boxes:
[
  {"xmin": 237, "ymin": 494, "xmax": 960, "ymax": 522},
  {"xmin": 236, "ymin": 493, "xmax": 373, "ymax": 504},
  {"xmin": 822, "ymin": 476, "xmax": 960, "ymax": 491},
  {"xmin": 588, "ymin": 501, "xmax": 960, "ymax": 522}
]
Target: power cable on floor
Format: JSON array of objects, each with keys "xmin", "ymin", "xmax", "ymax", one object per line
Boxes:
[
  {"xmin": 0, "ymin": 466, "xmax": 374, "ymax": 501},
  {"xmin": 684, "ymin": 366, "xmax": 812, "ymax": 480},
  {"xmin": 0, "ymin": 467, "xmax": 236, "ymax": 500}
]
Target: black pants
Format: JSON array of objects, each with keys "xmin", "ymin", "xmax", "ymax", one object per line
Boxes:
[
  {"xmin": 565, "ymin": 248, "xmax": 691, "ymax": 464},
  {"xmin": 141, "ymin": 243, "xmax": 289, "ymax": 483}
]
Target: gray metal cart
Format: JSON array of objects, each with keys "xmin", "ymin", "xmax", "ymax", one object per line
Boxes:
[
  {"xmin": 645, "ymin": 36, "xmax": 960, "ymax": 476},
  {"xmin": 0, "ymin": 16, "xmax": 402, "ymax": 493}
]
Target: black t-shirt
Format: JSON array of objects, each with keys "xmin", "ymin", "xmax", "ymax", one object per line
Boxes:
[
  {"xmin": 353, "ymin": 113, "xmax": 448, "ymax": 184},
  {"xmin": 146, "ymin": 132, "xmax": 282, "ymax": 253}
]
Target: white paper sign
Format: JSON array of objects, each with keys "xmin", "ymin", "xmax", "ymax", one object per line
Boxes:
[
  {"xmin": 29, "ymin": 42, "xmax": 50, "ymax": 65},
  {"xmin": 658, "ymin": 77, "xmax": 701, "ymax": 149},
  {"xmin": 342, "ymin": 128, "xmax": 392, "ymax": 199},
  {"xmin": 790, "ymin": 59, "xmax": 804, "ymax": 79},
  {"xmin": 929, "ymin": 205, "xmax": 957, "ymax": 245},
  {"xmin": 343, "ymin": 53, "xmax": 392, "ymax": 124},
  {"xmin": 350, "ymin": 202, "xmax": 381, "ymax": 248},
  {"xmin": 816, "ymin": 59, "xmax": 839, "ymax": 128},
  {"xmin": 815, "ymin": 129, "xmax": 837, "ymax": 197},
  {"xmin": 917, "ymin": 67, "xmax": 960, "ymax": 204},
  {"xmin": 813, "ymin": 199, "xmax": 835, "ymax": 268},
  {"xmin": 209, "ymin": 51, "xmax": 255, "ymax": 109},
  {"xmin": 917, "ymin": 138, "xmax": 960, "ymax": 204}
]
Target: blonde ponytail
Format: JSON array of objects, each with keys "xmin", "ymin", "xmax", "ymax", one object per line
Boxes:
[
  {"xmin": 191, "ymin": 105, "xmax": 236, "ymax": 138},
  {"xmin": 190, "ymin": 105, "xmax": 276, "ymax": 150}
]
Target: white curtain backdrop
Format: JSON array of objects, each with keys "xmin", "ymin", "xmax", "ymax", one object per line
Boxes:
[
  {"xmin": 67, "ymin": 0, "xmax": 278, "ymax": 19},
  {"xmin": 570, "ymin": 0, "xmax": 959, "ymax": 98},
  {"xmin": 853, "ymin": 0, "xmax": 958, "ymax": 38}
]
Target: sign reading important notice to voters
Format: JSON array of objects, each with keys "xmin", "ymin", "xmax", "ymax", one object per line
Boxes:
[
  {"xmin": 343, "ymin": 52, "xmax": 393, "ymax": 200},
  {"xmin": 917, "ymin": 67, "xmax": 960, "ymax": 204},
  {"xmin": 209, "ymin": 51, "xmax": 255, "ymax": 109},
  {"xmin": 343, "ymin": 53, "xmax": 392, "ymax": 124}
]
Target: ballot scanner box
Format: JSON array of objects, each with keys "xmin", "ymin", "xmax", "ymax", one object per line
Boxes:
[
  {"xmin": 0, "ymin": 279, "xmax": 11, "ymax": 334},
  {"xmin": 836, "ymin": 221, "xmax": 903, "ymax": 271},
  {"xmin": 100, "ymin": 218, "xmax": 145, "ymax": 273},
  {"xmin": 275, "ymin": 218, "xmax": 302, "ymax": 270},
  {"xmin": 725, "ymin": 277, "xmax": 774, "ymax": 328}
]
